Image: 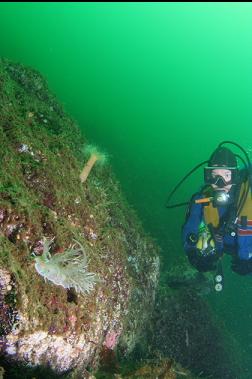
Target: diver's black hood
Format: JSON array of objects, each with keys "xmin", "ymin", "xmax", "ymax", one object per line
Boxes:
[{"xmin": 208, "ymin": 147, "xmax": 237, "ymax": 168}]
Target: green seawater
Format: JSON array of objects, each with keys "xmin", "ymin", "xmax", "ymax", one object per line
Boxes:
[{"xmin": 1, "ymin": 2, "xmax": 252, "ymax": 377}]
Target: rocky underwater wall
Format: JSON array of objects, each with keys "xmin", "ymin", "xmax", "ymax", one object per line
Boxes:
[{"xmin": 0, "ymin": 59, "xmax": 160, "ymax": 376}]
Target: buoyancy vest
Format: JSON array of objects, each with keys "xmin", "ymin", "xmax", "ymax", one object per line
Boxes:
[{"xmin": 203, "ymin": 181, "xmax": 252, "ymax": 231}]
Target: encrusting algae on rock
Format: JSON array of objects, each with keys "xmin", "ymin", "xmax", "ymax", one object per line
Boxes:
[{"xmin": 0, "ymin": 58, "xmax": 160, "ymax": 375}]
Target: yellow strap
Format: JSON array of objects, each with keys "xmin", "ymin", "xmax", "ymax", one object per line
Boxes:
[{"xmin": 204, "ymin": 203, "xmax": 219, "ymax": 228}]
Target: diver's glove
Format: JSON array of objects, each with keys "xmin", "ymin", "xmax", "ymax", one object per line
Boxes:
[
  {"xmin": 231, "ymin": 257, "xmax": 252, "ymax": 275},
  {"xmin": 187, "ymin": 248, "xmax": 219, "ymax": 273},
  {"xmin": 183, "ymin": 233, "xmax": 198, "ymax": 254},
  {"xmin": 187, "ymin": 233, "xmax": 198, "ymax": 245}
]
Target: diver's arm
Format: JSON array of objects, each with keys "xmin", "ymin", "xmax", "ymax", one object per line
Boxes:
[
  {"xmin": 182, "ymin": 193, "xmax": 219, "ymax": 272},
  {"xmin": 182, "ymin": 193, "xmax": 204, "ymax": 252}
]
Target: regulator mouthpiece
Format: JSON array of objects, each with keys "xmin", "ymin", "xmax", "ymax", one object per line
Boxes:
[{"xmin": 212, "ymin": 190, "xmax": 232, "ymax": 207}]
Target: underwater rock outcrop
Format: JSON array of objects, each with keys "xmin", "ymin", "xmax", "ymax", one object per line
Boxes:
[
  {"xmin": 144, "ymin": 263, "xmax": 243, "ymax": 379},
  {"xmin": 0, "ymin": 59, "xmax": 159, "ymax": 375}
]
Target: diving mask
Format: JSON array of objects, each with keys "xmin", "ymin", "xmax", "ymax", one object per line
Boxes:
[{"xmin": 204, "ymin": 167, "xmax": 239, "ymax": 187}]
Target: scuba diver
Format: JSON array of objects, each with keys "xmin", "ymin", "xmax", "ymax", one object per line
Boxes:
[{"xmin": 166, "ymin": 141, "xmax": 252, "ymax": 290}]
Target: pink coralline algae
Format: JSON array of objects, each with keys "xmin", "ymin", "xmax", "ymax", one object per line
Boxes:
[{"xmin": 104, "ymin": 331, "xmax": 120, "ymax": 350}]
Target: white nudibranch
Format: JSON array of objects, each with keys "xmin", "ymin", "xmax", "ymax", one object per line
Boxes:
[{"xmin": 34, "ymin": 238, "xmax": 97, "ymax": 294}]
